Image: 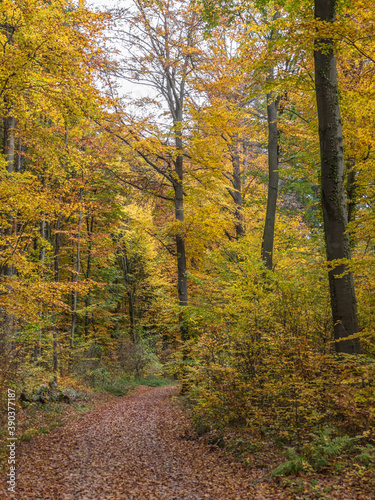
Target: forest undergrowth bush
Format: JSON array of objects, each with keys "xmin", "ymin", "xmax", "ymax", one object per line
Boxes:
[
  {"xmin": 73, "ymin": 333, "xmax": 169, "ymax": 395},
  {"xmin": 271, "ymin": 429, "xmax": 362, "ymax": 476},
  {"xmin": 172, "ymin": 236, "xmax": 375, "ymax": 481},
  {"xmin": 185, "ymin": 333, "xmax": 375, "ymax": 440},
  {"xmin": 178, "ymin": 330, "xmax": 375, "ymax": 484}
]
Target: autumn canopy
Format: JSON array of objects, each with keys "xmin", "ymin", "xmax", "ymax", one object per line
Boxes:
[{"xmin": 1, "ymin": 0, "xmax": 375, "ymax": 488}]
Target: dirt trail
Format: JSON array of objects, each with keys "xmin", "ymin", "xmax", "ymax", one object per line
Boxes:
[{"xmin": 5, "ymin": 385, "xmax": 285, "ymax": 499}]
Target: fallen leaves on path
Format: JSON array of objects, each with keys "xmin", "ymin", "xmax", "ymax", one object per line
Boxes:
[
  {"xmin": 2, "ymin": 385, "xmax": 369, "ymax": 499},
  {"xmin": 2, "ymin": 385, "xmax": 285, "ymax": 499}
]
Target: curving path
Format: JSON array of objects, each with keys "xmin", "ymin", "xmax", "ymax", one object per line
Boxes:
[{"xmin": 4, "ymin": 385, "xmax": 283, "ymax": 499}]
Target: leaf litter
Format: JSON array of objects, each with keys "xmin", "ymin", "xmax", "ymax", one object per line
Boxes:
[{"xmin": 2, "ymin": 385, "xmax": 367, "ymax": 499}]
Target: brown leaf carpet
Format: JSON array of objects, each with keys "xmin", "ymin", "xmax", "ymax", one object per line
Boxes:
[{"xmin": 5, "ymin": 385, "xmax": 287, "ymax": 499}]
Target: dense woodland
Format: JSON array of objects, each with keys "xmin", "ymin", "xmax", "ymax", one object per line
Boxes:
[{"xmin": 1, "ymin": 0, "xmax": 375, "ymax": 489}]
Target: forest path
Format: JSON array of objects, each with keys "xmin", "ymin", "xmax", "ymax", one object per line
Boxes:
[{"xmin": 10, "ymin": 385, "xmax": 285, "ymax": 499}]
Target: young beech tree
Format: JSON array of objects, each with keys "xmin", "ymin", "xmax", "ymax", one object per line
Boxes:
[
  {"xmin": 189, "ymin": 96, "xmax": 263, "ymax": 241},
  {"xmin": 200, "ymin": 1, "xmax": 285, "ymax": 269},
  {"xmin": 113, "ymin": 202, "xmax": 169, "ymax": 343},
  {"xmin": 188, "ymin": 24, "xmax": 267, "ymax": 242}
]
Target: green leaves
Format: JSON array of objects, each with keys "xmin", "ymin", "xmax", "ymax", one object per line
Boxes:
[{"xmin": 272, "ymin": 428, "xmax": 362, "ymax": 476}]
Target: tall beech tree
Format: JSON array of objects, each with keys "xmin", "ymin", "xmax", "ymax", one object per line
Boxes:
[
  {"xmin": 261, "ymin": 13, "xmax": 280, "ymax": 271},
  {"xmin": 109, "ymin": 0, "xmax": 202, "ymax": 342},
  {"xmin": 314, "ymin": 0, "xmax": 360, "ymax": 354},
  {"xmin": 188, "ymin": 24, "xmax": 261, "ymax": 242},
  {"xmin": 261, "ymin": 87, "xmax": 279, "ymax": 270}
]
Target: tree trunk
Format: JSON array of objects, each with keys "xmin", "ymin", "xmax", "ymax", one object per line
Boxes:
[
  {"xmin": 229, "ymin": 141, "xmax": 245, "ymax": 239},
  {"xmin": 54, "ymin": 215, "xmax": 61, "ymax": 282},
  {"xmin": 1, "ymin": 113, "xmax": 16, "ymax": 341},
  {"xmin": 52, "ymin": 317, "xmax": 58, "ymax": 374},
  {"xmin": 35, "ymin": 212, "xmax": 46, "ymax": 361},
  {"xmin": 2, "ymin": 115, "xmax": 16, "ymax": 279},
  {"xmin": 174, "ymin": 119, "xmax": 188, "ymax": 343},
  {"xmin": 128, "ymin": 288, "xmax": 136, "ymax": 342},
  {"xmin": 3, "ymin": 116, "xmax": 15, "ymax": 173},
  {"xmin": 16, "ymin": 138, "xmax": 24, "ymax": 172},
  {"xmin": 70, "ymin": 187, "xmax": 83, "ymax": 350},
  {"xmin": 121, "ymin": 252, "xmax": 137, "ymax": 343},
  {"xmin": 314, "ymin": 0, "xmax": 360, "ymax": 354},
  {"xmin": 2, "ymin": 21, "xmax": 15, "ymax": 175},
  {"xmin": 1, "ymin": 26, "xmax": 15, "ymax": 282},
  {"xmin": 52, "ymin": 212, "xmax": 62, "ymax": 372},
  {"xmin": 346, "ymin": 159, "xmax": 356, "ymax": 227},
  {"xmin": 84, "ymin": 215, "xmax": 94, "ymax": 342},
  {"xmin": 261, "ymin": 92, "xmax": 279, "ymax": 270},
  {"xmin": 40, "ymin": 218, "xmax": 46, "ymax": 266}
]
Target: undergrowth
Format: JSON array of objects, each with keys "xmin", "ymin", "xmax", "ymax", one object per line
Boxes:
[{"xmin": 271, "ymin": 428, "xmax": 363, "ymax": 477}]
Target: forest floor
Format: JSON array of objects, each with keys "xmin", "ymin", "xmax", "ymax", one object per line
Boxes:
[{"xmin": 0, "ymin": 385, "xmax": 372, "ymax": 499}]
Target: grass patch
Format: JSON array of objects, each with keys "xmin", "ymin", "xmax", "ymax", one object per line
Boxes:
[
  {"xmin": 78, "ymin": 373, "xmax": 176, "ymax": 399},
  {"xmin": 98, "ymin": 376, "xmax": 176, "ymax": 395},
  {"xmin": 100, "ymin": 381, "xmax": 133, "ymax": 397},
  {"xmin": 129, "ymin": 376, "xmax": 176, "ymax": 387},
  {"xmin": 185, "ymin": 415, "xmax": 375, "ymax": 499}
]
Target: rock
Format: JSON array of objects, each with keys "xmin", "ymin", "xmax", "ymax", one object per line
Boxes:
[
  {"xmin": 49, "ymin": 378, "xmax": 58, "ymax": 390},
  {"xmin": 56, "ymin": 389, "xmax": 77, "ymax": 404},
  {"xmin": 21, "ymin": 384, "xmax": 79, "ymax": 405},
  {"xmin": 65, "ymin": 389, "xmax": 78, "ymax": 399},
  {"xmin": 20, "ymin": 392, "xmax": 33, "ymax": 402},
  {"xmin": 35, "ymin": 384, "xmax": 49, "ymax": 395},
  {"xmin": 21, "ymin": 387, "xmax": 48, "ymax": 404},
  {"xmin": 32, "ymin": 395, "xmax": 46, "ymax": 404}
]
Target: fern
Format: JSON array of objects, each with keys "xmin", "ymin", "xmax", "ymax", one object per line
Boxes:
[
  {"xmin": 272, "ymin": 429, "xmax": 363, "ymax": 477},
  {"xmin": 355, "ymin": 444, "xmax": 375, "ymax": 466},
  {"xmin": 305, "ymin": 429, "xmax": 361, "ymax": 471},
  {"xmin": 271, "ymin": 447, "xmax": 313, "ymax": 477}
]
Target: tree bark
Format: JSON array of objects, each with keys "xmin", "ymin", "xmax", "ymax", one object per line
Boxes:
[
  {"xmin": 2, "ymin": 114, "xmax": 16, "ymax": 278},
  {"xmin": 261, "ymin": 92, "xmax": 279, "ymax": 270},
  {"xmin": 35, "ymin": 212, "xmax": 46, "ymax": 361},
  {"xmin": 3, "ymin": 115, "xmax": 15, "ymax": 173},
  {"xmin": 52, "ymin": 316, "xmax": 58, "ymax": 374},
  {"xmin": 1, "ymin": 113, "xmax": 16, "ymax": 340},
  {"xmin": 70, "ymin": 187, "xmax": 83, "ymax": 350},
  {"xmin": 346, "ymin": 159, "xmax": 356, "ymax": 227},
  {"xmin": 84, "ymin": 215, "xmax": 94, "ymax": 342},
  {"xmin": 314, "ymin": 0, "xmax": 360, "ymax": 354},
  {"xmin": 16, "ymin": 138, "xmax": 24, "ymax": 172},
  {"xmin": 54, "ymin": 215, "xmax": 61, "ymax": 282},
  {"xmin": 174, "ymin": 113, "xmax": 188, "ymax": 343},
  {"xmin": 2, "ymin": 23, "xmax": 15, "ymax": 175},
  {"xmin": 51, "ymin": 207, "xmax": 63, "ymax": 373},
  {"xmin": 128, "ymin": 286, "xmax": 136, "ymax": 342},
  {"xmin": 121, "ymin": 251, "xmax": 137, "ymax": 343},
  {"xmin": 1, "ymin": 26, "xmax": 15, "ymax": 281},
  {"xmin": 228, "ymin": 141, "xmax": 245, "ymax": 239}
]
